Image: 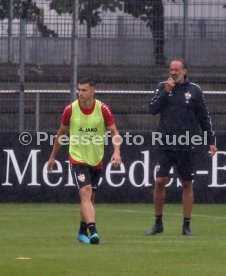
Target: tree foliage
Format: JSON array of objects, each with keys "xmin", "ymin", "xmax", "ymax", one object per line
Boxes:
[
  {"xmin": 0, "ymin": 0, "xmax": 38, "ymax": 21},
  {"xmin": 122, "ymin": 0, "xmax": 165, "ymax": 65},
  {"xmin": 0, "ymin": 0, "xmax": 57, "ymax": 37},
  {"xmin": 50, "ymin": 0, "xmax": 121, "ymax": 37}
]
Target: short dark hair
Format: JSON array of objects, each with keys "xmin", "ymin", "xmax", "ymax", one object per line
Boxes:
[
  {"xmin": 78, "ymin": 78, "xmax": 96, "ymax": 87},
  {"xmin": 170, "ymin": 58, "xmax": 187, "ymax": 69}
]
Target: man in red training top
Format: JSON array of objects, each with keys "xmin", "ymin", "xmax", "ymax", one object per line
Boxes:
[{"xmin": 47, "ymin": 78, "xmax": 121, "ymax": 245}]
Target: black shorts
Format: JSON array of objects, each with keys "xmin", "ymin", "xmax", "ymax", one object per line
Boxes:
[
  {"xmin": 155, "ymin": 149, "xmax": 194, "ymax": 181},
  {"xmin": 70, "ymin": 164, "xmax": 102, "ymax": 191}
]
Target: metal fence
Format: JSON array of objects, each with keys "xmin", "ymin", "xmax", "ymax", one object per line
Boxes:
[{"xmin": 0, "ymin": 0, "xmax": 226, "ymax": 132}]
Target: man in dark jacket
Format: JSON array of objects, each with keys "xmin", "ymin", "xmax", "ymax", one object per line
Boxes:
[{"xmin": 146, "ymin": 59, "xmax": 217, "ymax": 236}]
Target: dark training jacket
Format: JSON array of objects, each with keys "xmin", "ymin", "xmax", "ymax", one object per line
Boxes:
[{"xmin": 149, "ymin": 80, "xmax": 216, "ymax": 150}]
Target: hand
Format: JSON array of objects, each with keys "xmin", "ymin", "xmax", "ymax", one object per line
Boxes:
[
  {"xmin": 110, "ymin": 152, "xmax": 121, "ymax": 167},
  {"xmin": 165, "ymin": 77, "xmax": 175, "ymax": 93},
  {"xmin": 47, "ymin": 157, "xmax": 55, "ymax": 172},
  {"xmin": 209, "ymin": 145, "xmax": 218, "ymax": 156}
]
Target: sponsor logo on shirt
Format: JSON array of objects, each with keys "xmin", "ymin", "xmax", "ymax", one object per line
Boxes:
[
  {"xmin": 78, "ymin": 173, "xmax": 85, "ymax": 182},
  {"xmin": 79, "ymin": 127, "xmax": 98, "ymax": 132},
  {"xmin": 185, "ymin": 91, "xmax": 191, "ymax": 103}
]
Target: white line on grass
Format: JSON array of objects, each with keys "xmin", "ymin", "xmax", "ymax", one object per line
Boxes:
[{"xmin": 114, "ymin": 208, "xmax": 226, "ymax": 220}]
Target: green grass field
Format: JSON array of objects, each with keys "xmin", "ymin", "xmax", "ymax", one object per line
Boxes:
[{"xmin": 0, "ymin": 203, "xmax": 226, "ymax": 276}]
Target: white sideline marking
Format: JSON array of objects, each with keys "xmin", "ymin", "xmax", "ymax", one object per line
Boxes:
[{"xmin": 114, "ymin": 208, "xmax": 226, "ymax": 220}]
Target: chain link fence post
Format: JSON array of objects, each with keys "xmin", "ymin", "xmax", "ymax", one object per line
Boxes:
[
  {"xmin": 7, "ymin": 0, "xmax": 13, "ymax": 63},
  {"xmin": 19, "ymin": 0, "xmax": 28, "ymax": 132},
  {"xmin": 70, "ymin": 0, "xmax": 79, "ymax": 101},
  {"xmin": 182, "ymin": 0, "xmax": 188, "ymax": 60}
]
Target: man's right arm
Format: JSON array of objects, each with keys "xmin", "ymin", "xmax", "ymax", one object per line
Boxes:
[
  {"xmin": 47, "ymin": 124, "xmax": 69, "ymax": 172},
  {"xmin": 149, "ymin": 83, "xmax": 169, "ymax": 115}
]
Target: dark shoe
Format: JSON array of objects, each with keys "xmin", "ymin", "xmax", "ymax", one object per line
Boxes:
[
  {"xmin": 182, "ymin": 226, "xmax": 193, "ymax": 236},
  {"xmin": 146, "ymin": 224, "xmax": 163, "ymax": 235},
  {"xmin": 90, "ymin": 233, "xmax": 100, "ymax": 244}
]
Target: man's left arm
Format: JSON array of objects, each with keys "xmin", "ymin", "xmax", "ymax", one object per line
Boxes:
[
  {"xmin": 107, "ymin": 124, "xmax": 121, "ymax": 167},
  {"xmin": 196, "ymin": 90, "xmax": 217, "ymax": 155}
]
